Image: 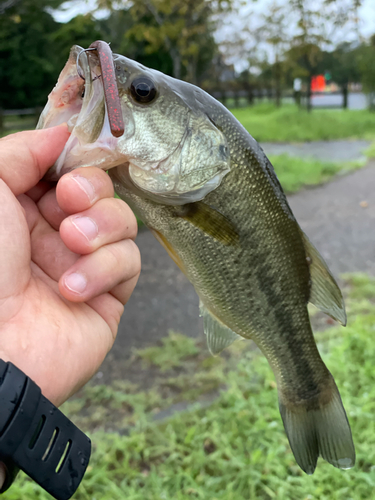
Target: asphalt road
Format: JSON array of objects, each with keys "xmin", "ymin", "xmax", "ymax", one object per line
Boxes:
[
  {"xmin": 311, "ymin": 92, "xmax": 367, "ymax": 110},
  {"xmin": 98, "ymin": 160, "xmax": 375, "ymax": 382}
]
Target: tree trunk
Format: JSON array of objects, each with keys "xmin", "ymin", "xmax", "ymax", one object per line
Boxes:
[
  {"xmin": 275, "ymin": 86, "xmax": 281, "ymax": 107},
  {"xmin": 274, "ymin": 61, "xmax": 281, "ymax": 107},
  {"xmin": 171, "ymin": 49, "xmax": 182, "ymax": 80},
  {"xmin": 306, "ymin": 74, "xmax": 312, "ymax": 112},
  {"xmin": 221, "ymin": 89, "xmax": 227, "ymax": 107},
  {"xmin": 342, "ymin": 84, "xmax": 348, "ymax": 110},
  {"xmin": 247, "ymin": 86, "xmax": 253, "ymax": 106},
  {"xmin": 187, "ymin": 56, "xmax": 198, "ymax": 85},
  {"xmin": 294, "ymin": 90, "xmax": 301, "ymax": 107}
]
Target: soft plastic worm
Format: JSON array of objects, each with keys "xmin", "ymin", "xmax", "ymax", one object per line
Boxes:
[{"xmin": 89, "ymin": 40, "xmax": 124, "ymax": 138}]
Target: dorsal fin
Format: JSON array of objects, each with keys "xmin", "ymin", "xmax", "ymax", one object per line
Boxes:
[
  {"xmin": 301, "ymin": 232, "xmax": 346, "ymax": 326},
  {"xmin": 199, "ymin": 301, "xmax": 242, "ymax": 355}
]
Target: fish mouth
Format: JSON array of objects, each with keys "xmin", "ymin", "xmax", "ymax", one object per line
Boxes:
[{"xmin": 37, "ymin": 44, "xmax": 126, "ymax": 180}]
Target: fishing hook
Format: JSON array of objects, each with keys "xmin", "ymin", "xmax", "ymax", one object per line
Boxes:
[{"xmin": 76, "ymin": 47, "xmax": 101, "ymax": 82}]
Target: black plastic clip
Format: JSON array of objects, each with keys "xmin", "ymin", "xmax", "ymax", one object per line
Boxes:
[{"xmin": 0, "ymin": 360, "xmax": 91, "ymax": 500}]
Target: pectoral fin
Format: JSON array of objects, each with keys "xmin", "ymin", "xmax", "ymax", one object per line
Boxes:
[
  {"xmin": 174, "ymin": 202, "xmax": 239, "ymax": 246},
  {"xmin": 301, "ymin": 232, "xmax": 346, "ymax": 326},
  {"xmin": 200, "ymin": 301, "xmax": 242, "ymax": 355}
]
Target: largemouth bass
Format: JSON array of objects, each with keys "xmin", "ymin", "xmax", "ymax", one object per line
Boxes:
[{"xmin": 38, "ymin": 42, "xmax": 355, "ymax": 474}]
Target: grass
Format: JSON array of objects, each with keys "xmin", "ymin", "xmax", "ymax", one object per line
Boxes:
[
  {"xmin": 135, "ymin": 331, "xmax": 200, "ymax": 371},
  {"xmin": 270, "ymin": 154, "xmax": 365, "ymax": 193},
  {"xmin": 232, "ymin": 103, "xmax": 375, "ymax": 142},
  {"xmin": 0, "ymin": 115, "xmax": 37, "ymax": 138},
  {"xmin": 5, "ymin": 274, "xmax": 375, "ymax": 499},
  {"xmin": 364, "ymin": 141, "xmax": 375, "ymax": 159}
]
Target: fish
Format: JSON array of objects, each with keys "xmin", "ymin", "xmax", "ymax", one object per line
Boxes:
[{"xmin": 37, "ymin": 42, "xmax": 355, "ymax": 474}]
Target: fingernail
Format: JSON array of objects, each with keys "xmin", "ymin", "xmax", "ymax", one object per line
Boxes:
[
  {"xmin": 71, "ymin": 175, "xmax": 96, "ymax": 202},
  {"xmin": 0, "ymin": 462, "xmax": 6, "ymax": 489},
  {"xmin": 64, "ymin": 272, "xmax": 87, "ymax": 294},
  {"xmin": 72, "ymin": 216, "xmax": 98, "ymax": 241}
]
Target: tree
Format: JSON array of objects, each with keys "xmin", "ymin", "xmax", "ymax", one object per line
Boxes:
[
  {"xmin": 51, "ymin": 14, "xmax": 103, "ymax": 71},
  {"xmin": 357, "ymin": 35, "xmax": 375, "ymax": 110},
  {"xmin": 288, "ymin": 0, "xmax": 358, "ymax": 111},
  {"xmin": 261, "ymin": 2, "xmax": 289, "ymax": 107},
  {"xmin": 320, "ymin": 43, "xmax": 360, "ymax": 109},
  {"xmin": 0, "ymin": 0, "xmax": 63, "ymax": 108},
  {"xmin": 97, "ymin": 0, "xmax": 226, "ymax": 84}
]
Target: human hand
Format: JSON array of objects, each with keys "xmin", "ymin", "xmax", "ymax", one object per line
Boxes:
[{"xmin": 0, "ymin": 125, "xmax": 140, "ymax": 408}]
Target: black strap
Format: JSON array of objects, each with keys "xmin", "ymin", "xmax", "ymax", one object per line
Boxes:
[{"xmin": 0, "ymin": 360, "xmax": 91, "ymax": 500}]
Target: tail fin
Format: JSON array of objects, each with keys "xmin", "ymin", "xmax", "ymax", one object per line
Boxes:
[{"xmin": 279, "ymin": 381, "xmax": 355, "ymax": 474}]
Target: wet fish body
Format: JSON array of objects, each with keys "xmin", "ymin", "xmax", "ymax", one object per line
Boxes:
[{"xmin": 38, "ymin": 43, "xmax": 355, "ymax": 473}]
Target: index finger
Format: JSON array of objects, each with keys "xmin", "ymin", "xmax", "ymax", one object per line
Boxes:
[{"xmin": 0, "ymin": 124, "xmax": 70, "ymax": 196}]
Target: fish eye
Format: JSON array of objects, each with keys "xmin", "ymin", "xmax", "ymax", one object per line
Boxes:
[{"xmin": 130, "ymin": 76, "xmax": 157, "ymax": 104}]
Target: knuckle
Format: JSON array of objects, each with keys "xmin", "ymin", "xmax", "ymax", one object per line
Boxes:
[
  {"xmin": 105, "ymin": 239, "xmax": 141, "ymax": 278},
  {"xmin": 105, "ymin": 243, "xmax": 124, "ymax": 270}
]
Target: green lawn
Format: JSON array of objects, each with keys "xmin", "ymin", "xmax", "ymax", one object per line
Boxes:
[
  {"xmin": 270, "ymin": 154, "xmax": 365, "ymax": 193},
  {"xmin": 5, "ymin": 274, "xmax": 375, "ymax": 499},
  {"xmin": 0, "ymin": 115, "xmax": 37, "ymax": 138},
  {"xmin": 232, "ymin": 103, "xmax": 375, "ymax": 142}
]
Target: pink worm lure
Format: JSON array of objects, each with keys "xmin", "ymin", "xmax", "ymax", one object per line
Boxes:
[{"xmin": 89, "ymin": 40, "xmax": 124, "ymax": 138}]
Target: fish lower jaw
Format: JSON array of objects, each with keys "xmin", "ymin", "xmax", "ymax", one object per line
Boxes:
[{"xmin": 53, "ymin": 144, "xmax": 125, "ymax": 178}]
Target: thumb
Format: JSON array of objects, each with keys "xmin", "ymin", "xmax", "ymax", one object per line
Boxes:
[
  {"xmin": 0, "ymin": 124, "xmax": 70, "ymax": 196},
  {"xmin": 0, "ymin": 181, "xmax": 30, "ymax": 301}
]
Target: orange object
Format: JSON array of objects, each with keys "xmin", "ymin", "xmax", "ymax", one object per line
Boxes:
[{"xmin": 311, "ymin": 75, "xmax": 325, "ymax": 92}]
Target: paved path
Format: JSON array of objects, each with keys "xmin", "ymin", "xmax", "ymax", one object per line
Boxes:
[
  {"xmin": 99, "ymin": 161, "xmax": 375, "ymax": 382},
  {"xmin": 261, "ymin": 139, "xmax": 371, "ymax": 162}
]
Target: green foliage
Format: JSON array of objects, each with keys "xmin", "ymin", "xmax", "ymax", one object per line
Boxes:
[
  {"xmin": 270, "ymin": 154, "xmax": 365, "ymax": 193},
  {"xmin": 0, "ymin": 0, "xmax": 223, "ymax": 108},
  {"xmin": 356, "ymin": 41, "xmax": 375, "ymax": 109},
  {"xmin": 50, "ymin": 15, "xmax": 103, "ymax": 71},
  {"xmin": 321, "ymin": 43, "xmax": 360, "ymax": 89},
  {"xmin": 135, "ymin": 330, "xmax": 200, "ymax": 371},
  {"xmin": 232, "ymin": 104, "xmax": 375, "ymax": 142},
  {"xmin": 4, "ymin": 274, "xmax": 375, "ymax": 499},
  {"xmin": 364, "ymin": 141, "xmax": 375, "ymax": 159},
  {"xmin": 98, "ymin": 9, "xmax": 175, "ymax": 76},
  {"xmin": 0, "ymin": 0, "xmax": 61, "ymax": 108},
  {"xmin": 124, "ymin": 0, "xmax": 222, "ymax": 83}
]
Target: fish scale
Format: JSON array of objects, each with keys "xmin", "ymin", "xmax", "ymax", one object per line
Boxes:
[{"xmin": 38, "ymin": 43, "xmax": 355, "ymax": 474}]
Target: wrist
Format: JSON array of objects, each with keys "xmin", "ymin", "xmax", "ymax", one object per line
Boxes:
[{"xmin": 0, "ymin": 359, "xmax": 91, "ymax": 499}]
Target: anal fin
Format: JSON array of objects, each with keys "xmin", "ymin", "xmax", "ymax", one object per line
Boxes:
[
  {"xmin": 301, "ymin": 231, "xmax": 347, "ymax": 326},
  {"xmin": 199, "ymin": 301, "xmax": 242, "ymax": 355}
]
